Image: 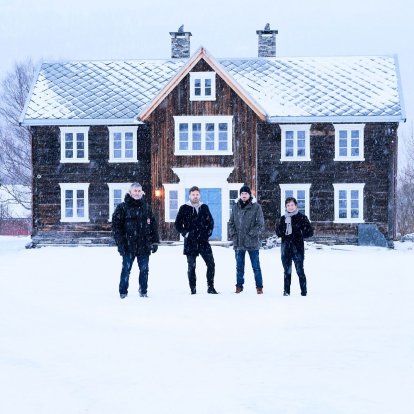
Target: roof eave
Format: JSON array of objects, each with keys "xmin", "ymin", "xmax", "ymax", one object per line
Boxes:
[
  {"xmin": 20, "ymin": 118, "xmax": 144, "ymax": 127},
  {"xmin": 266, "ymin": 115, "xmax": 405, "ymax": 124}
]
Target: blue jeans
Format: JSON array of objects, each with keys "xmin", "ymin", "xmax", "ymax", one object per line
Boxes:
[
  {"xmin": 235, "ymin": 249, "xmax": 263, "ymax": 288},
  {"xmin": 119, "ymin": 254, "xmax": 150, "ymax": 295}
]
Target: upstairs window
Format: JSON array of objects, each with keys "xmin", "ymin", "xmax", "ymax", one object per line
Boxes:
[
  {"xmin": 108, "ymin": 126, "xmax": 137, "ymax": 163},
  {"xmin": 190, "ymin": 72, "xmax": 216, "ymax": 101},
  {"xmin": 334, "ymin": 124, "xmax": 365, "ymax": 161},
  {"xmin": 174, "ymin": 116, "xmax": 233, "ymax": 155},
  {"xmin": 59, "ymin": 183, "xmax": 90, "ymax": 222},
  {"xmin": 333, "ymin": 183, "xmax": 365, "ymax": 223},
  {"xmin": 280, "ymin": 125, "xmax": 311, "ymax": 161},
  {"xmin": 60, "ymin": 127, "xmax": 89, "ymax": 163},
  {"xmin": 279, "ymin": 184, "xmax": 311, "ymax": 218},
  {"xmin": 108, "ymin": 183, "xmax": 130, "ymax": 220}
]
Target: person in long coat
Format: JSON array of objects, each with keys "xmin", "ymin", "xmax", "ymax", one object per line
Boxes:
[
  {"xmin": 228, "ymin": 185, "xmax": 265, "ymax": 294},
  {"xmin": 174, "ymin": 186, "xmax": 218, "ymax": 295},
  {"xmin": 275, "ymin": 196, "xmax": 313, "ymax": 296},
  {"xmin": 112, "ymin": 183, "xmax": 159, "ymax": 299}
]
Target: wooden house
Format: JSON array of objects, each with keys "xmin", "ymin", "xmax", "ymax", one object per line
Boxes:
[{"xmin": 20, "ymin": 27, "xmax": 405, "ymax": 246}]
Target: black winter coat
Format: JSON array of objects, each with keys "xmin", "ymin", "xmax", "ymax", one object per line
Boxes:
[
  {"xmin": 112, "ymin": 194, "xmax": 159, "ymax": 256},
  {"xmin": 174, "ymin": 203, "xmax": 214, "ymax": 256},
  {"xmin": 275, "ymin": 212, "xmax": 313, "ymax": 254}
]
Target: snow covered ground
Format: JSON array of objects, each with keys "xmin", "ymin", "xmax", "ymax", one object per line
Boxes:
[{"xmin": 1, "ymin": 236, "xmax": 413, "ymax": 414}]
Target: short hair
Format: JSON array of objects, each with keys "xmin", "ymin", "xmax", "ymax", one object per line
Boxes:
[
  {"xmin": 189, "ymin": 186, "xmax": 200, "ymax": 194},
  {"xmin": 130, "ymin": 182, "xmax": 142, "ymax": 190},
  {"xmin": 285, "ymin": 197, "xmax": 297, "ymax": 206}
]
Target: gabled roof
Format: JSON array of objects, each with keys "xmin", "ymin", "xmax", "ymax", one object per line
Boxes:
[{"xmin": 20, "ymin": 50, "xmax": 405, "ymax": 126}]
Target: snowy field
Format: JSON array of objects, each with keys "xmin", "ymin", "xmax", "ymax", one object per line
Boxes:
[{"xmin": 1, "ymin": 236, "xmax": 413, "ymax": 414}]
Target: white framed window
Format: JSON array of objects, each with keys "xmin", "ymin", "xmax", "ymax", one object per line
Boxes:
[
  {"xmin": 334, "ymin": 124, "xmax": 365, "ymax": 161},
  {"xmin": 163, "ymin": 184, "xmax": 181, "ymax": 222},
  {"xmin": 229, "ymin": 189, "xmax": 239, "ymax": 217},
  {"xmin": 189, "ymin": 72, "xmax": 216, "ymax": 101},
  {"xmin": 108, "ymin": 126, "xmax": 137, "ymax": 163},
  {"xmin": 107, "ymin": 183, "xmax": 131, "ymax": 221},
  {"xmin": 279, "ymin": 184, "xmax": 311, "ymax": 218},
  {"xmin": 280, "ymin": 125, "xmax": 311, "ymax": 161},
  {"xmin": 174, "ymin": 116, "xmax": 233, "ymax": 155},
  {"xmin": 59, "ymin": 183, "xmax": 90, "ymax": 222},
  {"xmin": 333, "ymin": 183, "xmax": 365, "ymax": 223},
  {"xmin": 60, "ymin": 127, "xmax": 89, "ymax": 163}
]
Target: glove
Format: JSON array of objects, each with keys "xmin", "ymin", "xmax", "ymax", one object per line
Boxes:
[
  {"xmin": 117, "ymin": 246, "xmax": 126, "ymax": 256},
  {"xmin": 151, "ymin": 244, "xmax": 158, "ymax": 253}
]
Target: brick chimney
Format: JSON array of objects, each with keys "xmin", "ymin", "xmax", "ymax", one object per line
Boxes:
[
  {"xmin": 256, "ymin": 24, "xmax": 278, "ymax": 57},
  {"xmin": 169, "ymin": 25, "xmax": 192, "ymax": 58}
]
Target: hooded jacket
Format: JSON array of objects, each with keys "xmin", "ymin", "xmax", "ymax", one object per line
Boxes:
[
  {"xmin": 112, "ymin": 194, "xmax": 159, "ymax": 256},
  {"xmin": 174, "ymin": 202, "xmax": 214, "ymax": 256},
  {"xmin": 228, "ymin": 197, "xmax": 264, "ymax": 250}
]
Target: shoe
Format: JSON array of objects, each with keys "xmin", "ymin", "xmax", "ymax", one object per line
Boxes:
[
  {"xmin": 190, "ymin": 286, "xmax": 196, "ymax": 295},
  {"xmin": 301, "ymin": 292, "xmax": 307, "ymax": 296},
  {"xmin": 139, "ymin": 292, "xmax": 148, "ymax": 297},
  {"xmin": 207, "ymin": 286, "xmax": 218, "ymax": 294},
  {"xmin": 120, "ymin": 293, "xmax": 127, "ymax": 299},
  {"xmin": 256, "ymin": 287, "xmax": 263, "ymax": 294},
  {"xmin": 283, "ymin": 292, "xmax": 290, "ymax": 296},
  {"xmin": 235, "ymin": 285, "xmax": 243, "ymax": 294}
]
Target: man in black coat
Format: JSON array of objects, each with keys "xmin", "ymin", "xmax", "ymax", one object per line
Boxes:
[
  {"xmin": 174, "ymin": 186, "xmax": 218, "ymax": 295},
  {"xmin": 275, "ymin": 196, "xmax": 313, "ymax": 296},
  {"xmin": 112, "ymin": 183, "xmax": 159, "ymax": 299}
]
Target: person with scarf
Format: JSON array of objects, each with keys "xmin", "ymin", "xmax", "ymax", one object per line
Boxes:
[
  {"xmin": 275, "ymin": 197, "xmax": 313, "ymax": 296},
  {"xmin": 112, "ymin": 183, "xmax": 159, "ymax": 299},
  {"xmin": 228, "ymin": 185, "xmax": 264, "ymax": 294},
  {"xmin": 174, "ymin": 186, "xmax": 218, "ymax": 295}
]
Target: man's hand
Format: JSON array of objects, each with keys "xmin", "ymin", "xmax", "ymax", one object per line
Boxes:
[{"xmin": 151, "ymin": 244, "xmax": 158, "ymax": 253}]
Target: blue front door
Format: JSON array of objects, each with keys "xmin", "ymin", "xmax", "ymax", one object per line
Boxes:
[{"xmin": 186, "ymin": 188, "xmax": 222, "ymax": 240}]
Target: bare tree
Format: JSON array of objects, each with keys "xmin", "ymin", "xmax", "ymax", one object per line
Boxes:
[
  {"xmin": 397, "ymin": 124, "xmax": 414, "ymax": 236},
  {"xmin": 0, "ymin": 60, "xmax": 36, "ymax": 211}
]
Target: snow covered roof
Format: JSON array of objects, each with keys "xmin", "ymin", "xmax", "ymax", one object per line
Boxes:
[{"xmin": 20, "ymin": 52, "xmax": 405, "ymax": 126}]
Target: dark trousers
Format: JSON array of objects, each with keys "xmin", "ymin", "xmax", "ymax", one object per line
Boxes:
[
  {"xmin": 235, "ymin": 249, "xmax": 263, "ymax": 288},
  {"xmin": 281, "ymin": 242, "xmax": 307, "ymax": 295},
  {"xmin": 119, "ymin": 254, "xmax": 150, "ymax": 295},
  {"xmin": 186, "ymin": 251, "xmax": 215, "ymax": 289}
]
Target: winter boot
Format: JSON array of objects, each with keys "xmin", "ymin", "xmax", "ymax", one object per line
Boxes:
[
  {"xmin": 256, "ymin": 287, "xmax": 263, "ymax": 294},
  {"xmin": 207, "ymin": 286, "xmax": 218, "ymax": 294},
  {"xmin": 190, "ymin": 286, "xmax": 197, "ymax": 295},
  {"xmin": 283, "ymin": 291, "xmax": 290, "ymax": 296},
  {"xmin": 235, "ymin": 285, "xmax": 243, "ymax": 294},
  {"xmin": 120, "ymin": 293, "xmax": 127, "ymax": 299}
]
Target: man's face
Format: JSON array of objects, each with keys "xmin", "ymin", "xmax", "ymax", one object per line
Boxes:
[
  {"xmin": 189, "ymin": 190, "xmax": 200, "ymax": 204},
  {"xmin": 240, "ymin": 191, "xmax": 250, "ymax": 202},
  {"xmin": 130, "ymin": 187, "xmax": 143, "ymax": 200},
  {"xmin": 286, "ymin": 201, "xmax": 297, "ymax": 213}
]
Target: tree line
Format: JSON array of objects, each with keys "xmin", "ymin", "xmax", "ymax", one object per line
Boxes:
[{"xmin": 0, "ymin": 61, "xmax": 413, "ymax": 238}]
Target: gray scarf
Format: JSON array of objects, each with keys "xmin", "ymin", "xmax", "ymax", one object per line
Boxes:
[{"xmin": 284, "ymin": 208, "xmax": 299, "ymax": 235}]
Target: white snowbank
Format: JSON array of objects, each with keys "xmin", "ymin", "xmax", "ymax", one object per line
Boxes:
[{"xmin": 0, "ymin": 237, "xmax": 413, "ymax": 413}]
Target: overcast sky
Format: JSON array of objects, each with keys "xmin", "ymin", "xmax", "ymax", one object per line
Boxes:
[{"xmin": 1, "ymin": 0, "xmax": 413, "ymax": 150}]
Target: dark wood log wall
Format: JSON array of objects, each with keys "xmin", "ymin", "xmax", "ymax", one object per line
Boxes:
[
  {"xmin": 147, "ymin": 59, "xmax": 259, "ymax": 240},
  {"xmin": 31, "ymin": 124, "xmax": 151, "ymax": 244},
  {"xmin": 257, "ymin": 122, "xmax": 399, "ymax": 243}
]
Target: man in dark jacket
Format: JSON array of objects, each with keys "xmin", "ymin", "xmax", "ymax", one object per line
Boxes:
[
  {"xmin": 174, "ymin": 186, "xmax": 218, "ymax": 295},
  {"xmin": 228, "ymin": 185, "xmax": 264, "ymax": 294},
  {"xmin": 275, "ymin": 196, "xmax": 313, "ymax": 296},
  {"xmin": 112, "ymin": 183, "xmax": 159, "ymax": 299}
]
